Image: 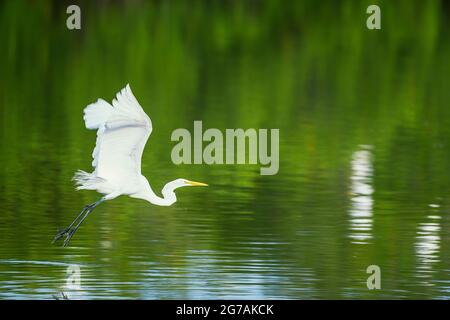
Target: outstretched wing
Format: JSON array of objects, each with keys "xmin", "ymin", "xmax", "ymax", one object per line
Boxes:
[{"xmin": 83, "ymin": 84, "xmax": 152, "ymax": 181}]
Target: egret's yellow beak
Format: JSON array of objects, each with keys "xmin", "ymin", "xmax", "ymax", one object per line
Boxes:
[{"xmin": 185, "ymin": 180, "xmax": 208, "ymax": 187}]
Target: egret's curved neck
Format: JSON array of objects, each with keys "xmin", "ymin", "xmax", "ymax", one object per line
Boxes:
[{"xmin": 140, "ymin": 180, "xmax": 178, "ymax": 206}]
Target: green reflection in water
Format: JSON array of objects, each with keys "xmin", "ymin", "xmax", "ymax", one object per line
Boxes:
[{"xmin": 0, "ymin": 0, "xmax": 449, "ymax": 299}]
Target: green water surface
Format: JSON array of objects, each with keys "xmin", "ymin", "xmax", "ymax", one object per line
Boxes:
[{"xmin": 0, "ymin": 0, "xmax": 449, "ymax": 299}]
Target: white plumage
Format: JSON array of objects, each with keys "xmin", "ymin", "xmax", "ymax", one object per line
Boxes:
[
  {"xmin": 74, "ymin": 84, "xmax": 152, "ymax": 199},
  {"xmin": 54, "ymin": 84, "xmax": 207, "ymax": 247}
]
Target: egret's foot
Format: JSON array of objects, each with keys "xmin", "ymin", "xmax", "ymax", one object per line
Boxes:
[
  {"xmin": 53, "ymin": 228, "xmax": 71, "ymax": 244},
  {"xmin": 53, "ymin": 227, "xmax": 77, "ymax": 246},
  {"xmin": 63, "ymin": 229, "xmax": 77, "ymax": 247},
  {"xmin": 52, "ymin": 200, "xmax": 103, "ymax": 247}
]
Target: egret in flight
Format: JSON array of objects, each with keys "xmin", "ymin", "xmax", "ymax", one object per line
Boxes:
[{"xmin": 53, "ymin": 84, "xmax": 207, "ymax": 247}]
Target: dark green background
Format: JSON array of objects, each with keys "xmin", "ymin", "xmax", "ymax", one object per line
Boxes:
[{"xmin": 0, "ymin": 0, "xmax": 449, "ymax": 299}]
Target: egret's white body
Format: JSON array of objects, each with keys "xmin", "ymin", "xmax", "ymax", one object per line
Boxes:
[{"xmin": 54, "ymin": 84, "xmax": 207, "ymax": 246}]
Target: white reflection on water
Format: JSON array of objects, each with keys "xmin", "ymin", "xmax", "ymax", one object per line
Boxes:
[
  {"xmin": 415, "ymin": 215, "xmax": 441, "ymax": 283},
  {"xmin": 348, "ymin": 145, "xmax": 374, "ymax": 244},
  {"xmin": 138, "ymin": 247, "xmax": 318, "ymax": 299}
]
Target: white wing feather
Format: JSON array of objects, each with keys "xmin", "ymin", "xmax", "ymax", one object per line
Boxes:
[{"xmin": 83, "ymin": 84, "xmax": 152, "ymax": 182}]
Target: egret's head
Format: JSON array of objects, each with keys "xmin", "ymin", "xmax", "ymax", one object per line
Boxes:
[
  {"xmin": 163, "ymin": 179, "xmax": 208, "ymax": 193},
  {"xmin": 153, "ymin": 178, "xmax": 207, "ymax": 206}
]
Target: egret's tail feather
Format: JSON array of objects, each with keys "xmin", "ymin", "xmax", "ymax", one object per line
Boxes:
[
  {"xmin": 83, "ymin": 98, "xmax": 113, "ymax": 130},
  {"xmin": 73, "ymin": 170, "xmax": 105, "ymax": 190}
]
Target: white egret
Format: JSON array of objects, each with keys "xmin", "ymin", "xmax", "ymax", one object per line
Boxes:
[{"xmin": 53, "ymin": 84, "xmax": 207, "ymax": 246}]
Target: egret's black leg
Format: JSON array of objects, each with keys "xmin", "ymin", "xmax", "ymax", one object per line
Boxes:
[
  {"xmin": 62, "ymin": 201, "xmax": 100, "ymax": 247},
  {"xmin": 52, "ymin": 205, "xmax": 91, "ymax": 243},
  {"xmin": 53, "ymin": 198, "xmax": 104, "ymax": 246}
]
